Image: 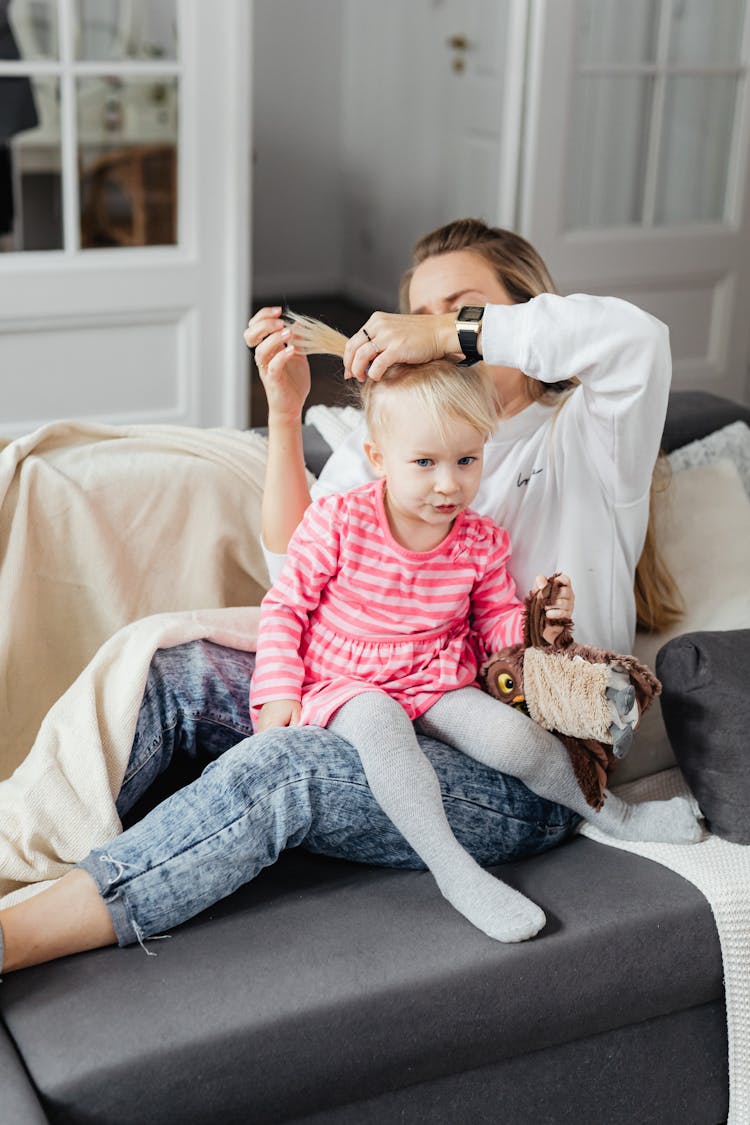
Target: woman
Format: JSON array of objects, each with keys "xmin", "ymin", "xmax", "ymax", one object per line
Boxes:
[{"xmin": 0, "ymin": 219, "xmax": 688, "ymax": 971}]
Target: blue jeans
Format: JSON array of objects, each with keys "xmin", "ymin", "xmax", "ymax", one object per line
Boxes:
[{"xmin": 79, "ymin": 641, "xmax": 579, "ymax": 946}]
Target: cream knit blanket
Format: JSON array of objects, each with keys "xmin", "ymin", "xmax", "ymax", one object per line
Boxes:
[
  {"xmin": 0, "ymin": 420, "xmax": 271, "ymax": 781},
  {"xmin": 581, "ymin": 769, "xmax": 750, "ymax": 1125}
]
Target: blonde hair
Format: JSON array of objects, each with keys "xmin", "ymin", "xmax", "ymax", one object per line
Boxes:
[
  {"xmin": 283, "ymin": 311, "xmax": 348, "ymax": 357},
  {"xmin": 635, "ymin": 452, "xmax": 685, "ymax": 631},
  {"xmin": 360, "ymin": 361, "xmax": 499, "ymax": 445}
]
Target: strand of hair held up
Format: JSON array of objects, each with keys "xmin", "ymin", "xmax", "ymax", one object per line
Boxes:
[{"xmin": 284, "ymin": 311, "xmax": 348, "ymax": 358}]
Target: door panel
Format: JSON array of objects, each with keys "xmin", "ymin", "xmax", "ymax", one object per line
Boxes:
[{"xmin": 340, "ymin": 0, "xmax": 527, "ymax": 306}]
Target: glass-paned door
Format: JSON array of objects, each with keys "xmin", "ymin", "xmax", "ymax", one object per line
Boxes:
[
  {"xmin": 0, "ymin": 0, "xmax": 250, "ymax": 434},
  {"xmin": 519, "ymin": 0, "xmax": 750, "ymax": 402},
  {"xmin": 2, "ymin": 0, "xmax": 178, "ymax": 253},
  {"xmin": 567, "ymin": 0, "xmax": 747, "ymax": 230}
]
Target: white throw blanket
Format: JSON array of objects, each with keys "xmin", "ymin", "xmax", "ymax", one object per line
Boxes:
[
  {"xmin": 0, "ymin": 420, "xmax": 271, "ymax": 780},
  {"xmin": 582, "ymin": 771, "xmax": 750, "ymax": 1125}
]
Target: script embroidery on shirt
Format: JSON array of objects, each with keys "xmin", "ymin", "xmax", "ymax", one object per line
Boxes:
[{"xmin": 516, "ymin": 468, "xmax": 543, "ymax": 488}]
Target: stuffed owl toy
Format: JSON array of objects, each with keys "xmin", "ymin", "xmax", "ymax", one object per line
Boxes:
[{"xmin": 480, "ymin": 576, "xmax": 661, "ymax": 811}]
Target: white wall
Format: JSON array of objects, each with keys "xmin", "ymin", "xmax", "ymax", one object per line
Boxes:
[
  {"xmin": 338, "ymin": 0, "xmax": 448, "ymax": 309},
  {"xmin": 251, "ymin": 0, "xmax": 450, "ymax": 309},
  {"xmin": 251, "ymin": 0, "xmax": 346, "ymax": 298}
]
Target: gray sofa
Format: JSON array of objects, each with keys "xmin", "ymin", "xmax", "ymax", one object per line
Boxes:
[{"xmin": 1, "ymin": 391, "xmax": 748, "ymax": 1125}]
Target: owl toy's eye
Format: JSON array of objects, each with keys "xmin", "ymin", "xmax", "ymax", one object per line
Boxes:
[{"xmin": 497, "ymin": 672, "xmax": 515, "ymax": 694}]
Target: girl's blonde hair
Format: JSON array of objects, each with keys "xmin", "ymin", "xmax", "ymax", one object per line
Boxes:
[{"xmin": 360, "ymin": 361, "xmax": 499, "ymax": 445}]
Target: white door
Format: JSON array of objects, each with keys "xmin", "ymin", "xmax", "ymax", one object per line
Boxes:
[
  {"xmin": 518, "ymin": 0, "xmax": 750, "ymax": 400},
  {"xmin": 340, "ymin": 0, "xmax": 527, "ymax": 307},
  {"xmin": 0, "ymin": 0, "xmax": 251, "ymax": 437},
  {"xmin": 436, "ymin": 0, "xmax": 529, "ymax": 229}
]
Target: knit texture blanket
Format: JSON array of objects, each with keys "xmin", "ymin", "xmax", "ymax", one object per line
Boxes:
[
  {"xmin": 581, "ymin": 769, "xmax": 750, "ymax": 1125},
  {"xmin": 0, "ymin": 420, "xmax": 271, "ymax": 781}
]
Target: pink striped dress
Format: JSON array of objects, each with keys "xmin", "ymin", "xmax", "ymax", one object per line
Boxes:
[{"xmin": 250, "ymin": 478, "xmax": 525, "ymax": 728}]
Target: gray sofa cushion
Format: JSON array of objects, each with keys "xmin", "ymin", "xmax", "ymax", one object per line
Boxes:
[
  {"xmin": 657, "ymin": 629, "xmax": 750, "ymax": 844},
  {"xmin": 660, "ymin": 391, "xmax": 750, "ymax": 454},
  {"xmin": 0, "ymin": 838, "xmax": 722, "ymax": 1125},
  {"xmin": 0, "ymin": 1029, "xmax": 48, "ymax": 1124}
]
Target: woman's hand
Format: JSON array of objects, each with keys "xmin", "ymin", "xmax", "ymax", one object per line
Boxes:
[
  {"xmin": 244, "ymin": 306, "xmax": 311, "ymax": 423},
  {"xmin": 535, "ymin": 573, "xmax": 575, "ymax": 644},
  {"xmin": 255, "ymin": 699, "xmax": 302, "ymax": 732},
  {"xmin": 343, "ymin": 311, "xmax": 460, "ymax": 382}
]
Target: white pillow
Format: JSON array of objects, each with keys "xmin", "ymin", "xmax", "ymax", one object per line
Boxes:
[
  {"xmin": 618, "ymin": 458, "xmax": 750, "ymax": 783},
  {"xmin": 305, "ymin": 404, "xmax": 362, "ymax": 451}
]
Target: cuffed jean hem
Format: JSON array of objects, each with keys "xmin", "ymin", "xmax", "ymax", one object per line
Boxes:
[{"xmin": 78, "ymin": 853, "xmax": 144, "ymax": 949}]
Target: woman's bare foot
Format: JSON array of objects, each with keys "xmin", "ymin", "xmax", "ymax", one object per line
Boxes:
[{"xmin": 0, "ymin": 869, "xmax": 116, "ymax": 973}]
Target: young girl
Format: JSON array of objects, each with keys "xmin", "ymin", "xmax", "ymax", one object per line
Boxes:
[{"xmin": 250, "ymin": 356, "xmax": 697, "ymax": 943}]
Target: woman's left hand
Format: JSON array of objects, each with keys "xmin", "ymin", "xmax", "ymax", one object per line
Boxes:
[{"xmin": 343, "ymin": 311, "xmax": 460, "ymax": 382}]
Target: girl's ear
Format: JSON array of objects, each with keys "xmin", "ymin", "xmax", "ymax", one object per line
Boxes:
[{"xmin": 364, "ymin": 440, "xmax": 386, "ymax": 477}]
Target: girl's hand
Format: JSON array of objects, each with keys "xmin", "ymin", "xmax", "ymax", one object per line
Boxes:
[
  {"xmin": 534, "ymin": 573, "xmax": 575, "ymax": 644},
  {"xmin": 255, "ymin": 699, "xmax": 302, "ymax": 732},
  {"xmin": 243, "ymin": 306, "xmax": 311, "ymax": 423},
  {"xmin": 343, "ymin": 311, "xmax": 459, "ymax": 383}
]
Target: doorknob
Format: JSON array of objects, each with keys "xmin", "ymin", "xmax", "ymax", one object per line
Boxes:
[{"xmin": 447, "ymin": 34, "xmax": 469, "ymax": 50}]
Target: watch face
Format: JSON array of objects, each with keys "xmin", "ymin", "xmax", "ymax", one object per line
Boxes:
[{"xmin": 458, "ymin": 305, "xmax": 484, "ymax": 325}]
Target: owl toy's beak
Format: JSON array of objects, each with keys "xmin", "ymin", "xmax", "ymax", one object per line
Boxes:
[{"xmin": 511, "ymin": 694, "xmax": 527, "ymax": 713}]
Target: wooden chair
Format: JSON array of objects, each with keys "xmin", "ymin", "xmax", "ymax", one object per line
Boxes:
[{"xmin": 79, "ymin": 143, "xmax": 177, "ymax": 248}]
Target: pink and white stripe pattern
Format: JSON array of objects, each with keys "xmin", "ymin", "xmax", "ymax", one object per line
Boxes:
[{"xmin": 250, "ymin": 479, "xmax": 524, "ymax": 728}]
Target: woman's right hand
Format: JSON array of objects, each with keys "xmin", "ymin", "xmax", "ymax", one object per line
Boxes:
[{"xmin": 244, "ymin": 306, "xmax": 311, "ymax": 423}]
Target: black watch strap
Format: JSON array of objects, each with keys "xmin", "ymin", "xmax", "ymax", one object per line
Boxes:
[{"xmin": 456, "ymin": 305, "xmax": 484, "ymax": 366}]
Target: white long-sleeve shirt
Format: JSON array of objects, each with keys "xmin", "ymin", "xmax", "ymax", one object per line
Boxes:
[{"xmin": 265, "ymin": 294, "xmax": 671, "ymax": 653}]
